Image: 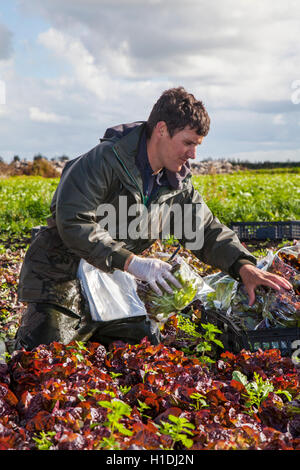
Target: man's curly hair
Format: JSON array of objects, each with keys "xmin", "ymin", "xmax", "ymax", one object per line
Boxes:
[{"xmin": 146, "ymin": 86, "xmax": 210, "ymax": 138}]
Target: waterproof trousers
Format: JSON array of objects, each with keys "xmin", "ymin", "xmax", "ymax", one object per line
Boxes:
[{"xmin": 13, "ymin": 303, "xmax": 161, "ymax": 351}]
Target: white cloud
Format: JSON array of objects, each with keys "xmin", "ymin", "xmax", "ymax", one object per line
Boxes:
[
  {"xmin": 29, "ymin": 106, "xmax": 69, "ymax": 123},
  {"xmin": 38, "ymin": 28, "xmax": 110, "ymax": 100},
  {"xmin": 37, "ymin": 27, "xmax": 174, "ymax": 112},
  {"xmin": 0, "ymin": 79, "xmax": 6, "ymax": 105},
  {"xmin": 19, "ymin": 0, "xmax": 300, "ymax": 112},
  {"xmin": 0, "ymin": 0, "xmax": 299, "ymax": 162},
  {"xmin": 291, "ymin": 80, "xmax": 300, "ymax": 105},
  {"xmin": 273, "ymin": 114, "xmax": 286, "ymax": 125}
]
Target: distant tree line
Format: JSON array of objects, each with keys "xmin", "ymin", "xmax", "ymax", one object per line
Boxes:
[
  {"xmin": 200, "ymin": 157, "xmax": 299, "ymax": 170},
  {"xmin": 0, "ymin": 154, "xmax": 298, "ymax": 170},
  {"xmin": 0, "ymin": 154, "xmax": 71, "ymax": 178},
  {"xmin": 227, "ymin": 159, "xmax": 299, "ymax": 169},
  {"xmin": 0, "ymin": 154, "xmax": 70, "ymax": 163}
]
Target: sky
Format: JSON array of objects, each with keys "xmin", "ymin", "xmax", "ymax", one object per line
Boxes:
[{"xmin": 0, "ymin": 0, "xmax": 300, "ymax": 163}]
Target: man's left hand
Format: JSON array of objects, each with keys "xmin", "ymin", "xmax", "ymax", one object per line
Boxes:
[{"xmin": 239, "ymin": 264, "xmax": 293, "ymax": 306}]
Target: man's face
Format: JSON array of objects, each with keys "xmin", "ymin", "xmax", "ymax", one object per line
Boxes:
[{"xmin": 158, "ymin": 125, "xmax": 204, "ymax": 172}]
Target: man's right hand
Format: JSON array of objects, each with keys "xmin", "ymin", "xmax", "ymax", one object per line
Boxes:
[{"xmin": 125, "ymin": 255, "xmax": 182, "ymax": 296}]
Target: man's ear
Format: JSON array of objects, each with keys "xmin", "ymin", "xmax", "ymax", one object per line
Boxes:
[{"xmin": 155, "ymin": 121, "xmax": 167, "ymax": 137}]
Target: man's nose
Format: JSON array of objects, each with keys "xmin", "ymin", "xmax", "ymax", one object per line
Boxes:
[{"xmin": 187, "ymin": 147, "xmax": 197, "ymax": 159}]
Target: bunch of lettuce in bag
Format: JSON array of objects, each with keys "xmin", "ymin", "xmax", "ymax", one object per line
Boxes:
[
  {"xmin": 201, "ymin": 244, "xmax": 300, "ymax": 331},
  {"xmin": 268, "ymin": 245, "xmax": 300, "ymax": 295},
  {"xmin": 202, "ymin": 272, "xmax": 236, "ymax": 312},
  {"xmin": 202, "ymin": 274, "xmax": 264, "ymax": 331},
  {"xmin": 259, "ymin": 244, "xmax": 300, "ymax": 328},
  {"xmin": 230, "ymin": 284, "xmax": 300, "ymax": 330},
  {"xmin": 137, "ymin": 255, "xmax": 212, "ymax": 323}
]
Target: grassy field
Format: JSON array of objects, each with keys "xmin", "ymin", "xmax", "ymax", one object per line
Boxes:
[
  {"xmin": 192, "ymin": 171, "xmax": 300, "ymax": 225},
  {"xmin": 0, "ymin": 169, "xmax": 299, "ymax": 251},
  {"xmin": 0, "ymin": 176, "xmax": 59, "ymax": 250},
  {"xmin": 0, "ymin": 169, "xmax": 299, "ymax": 451}
]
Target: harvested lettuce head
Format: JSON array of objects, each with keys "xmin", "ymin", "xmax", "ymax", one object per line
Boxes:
[
  {"xmin": 202, "ymin": 272, "xmax": 236, "ymax": 312},
  {"xmin": 229, "ymin": 284, "xmax": 269, "ymax": 331},
  {"xmin": 229, "ymin": 284, "xmax": 300, "ymax": 330},
  {"xmin": 200, "ymin": 245, "xmax": 300, "ymax": 331},
  {"xmin": 137, "ymin": 257, "xmax": 203, "ymax": 321},
  {"xmin": 262, "ymin": 289, "xmax": 300, "ymax": 328},
  {"xmin": 270, "ymin": 247, "xmax": 300, "ymax": 295}
]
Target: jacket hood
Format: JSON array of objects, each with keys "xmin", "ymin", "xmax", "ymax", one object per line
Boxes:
[
  {"xmin": 102, "ymin": 121, "xmax": 191, "ymax": 190},
  {"xmin": 102, "ymin": 121, "xmax": 144, "ymax": 141}
]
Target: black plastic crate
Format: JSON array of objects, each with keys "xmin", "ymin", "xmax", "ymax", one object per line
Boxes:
[
  {"xmin": 229, "ymin": 221, "xmax": 300, "ymax": 241},
  {"xmin": 202, "ymin": 308, "xmax": 300, "ymax": 358}
]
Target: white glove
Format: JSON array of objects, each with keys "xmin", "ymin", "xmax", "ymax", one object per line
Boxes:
[{"xmin": 126, "ymin": 255, "xmax": 182, "ymax": 296}]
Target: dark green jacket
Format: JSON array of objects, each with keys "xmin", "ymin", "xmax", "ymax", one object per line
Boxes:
[{"xmin": 17, "ymin": 123, "xmax": 256, "ymax": 315}]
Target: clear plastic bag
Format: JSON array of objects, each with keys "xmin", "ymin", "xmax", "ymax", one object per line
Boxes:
[
  {"xmin": 77, "ymin": 259, "xmax": 147, "ymax": 322},
  {"xmin": 268, "ymin": 244, "xmax": 300, "ymax": 295},
  {"xmin": 136, "ymin": 254, "xmax": 213, "ymax": 323},
  {"xmin": 201, "ymin": 244, "xmax": 300, "ymax": 331},
  {"xmin": 201, "ymin": 272, "xmax": 237, "ymax": 312}
]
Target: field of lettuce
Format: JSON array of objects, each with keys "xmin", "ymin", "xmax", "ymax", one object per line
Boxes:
[
  {"xmin": 193, "ymin": 170, "xmax": 300, "ymax": 225},
  {"xmin": 0, "ymin": 170, "xmax": 299, "ymax": 452},
  {"xmin": 0, "ymin": 170, "xmax": 299, "ymax": 251}
]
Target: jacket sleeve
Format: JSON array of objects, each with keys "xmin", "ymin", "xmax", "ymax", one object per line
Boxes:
[
  {"xmin": 55, "ymin": 144, "xmax": 132, "ymax": 272},
  {"xmin": 179, "ymin": 184, "xmax": 257, "ymax": 279}
]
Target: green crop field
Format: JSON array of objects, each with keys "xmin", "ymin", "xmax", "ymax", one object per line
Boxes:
[
  {"xmin": 0, "ymin": 170, "xmax": 299, "ymax": 251},
  {"xmin": 0, "ymin": 176, "xmax": 59, "ymax": 250},
  {"xmin": 0, "ymin": 169, "xmax": 300, "ymax": 452},
  {"xmin": 192, "ymin": 171, "xmax": 300, "ymax": 226}
]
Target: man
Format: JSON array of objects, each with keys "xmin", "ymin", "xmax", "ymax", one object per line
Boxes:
[{"xmin": 14, "ymin": 87, "xmax": 292, "ymax": 351}]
